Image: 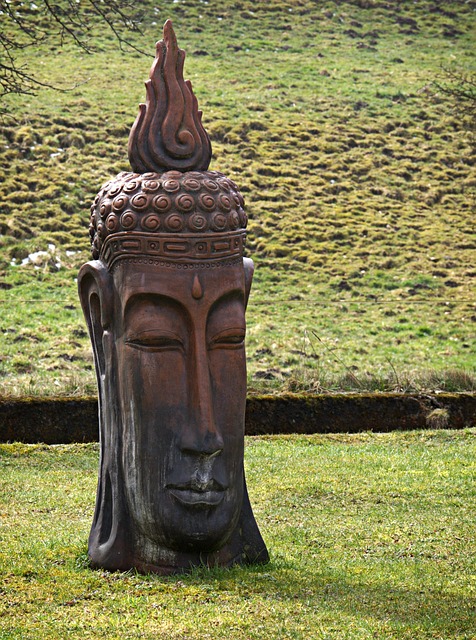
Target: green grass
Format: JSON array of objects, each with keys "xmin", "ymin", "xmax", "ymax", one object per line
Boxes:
[
  {"xmin": 0, "ymin": 0, "xmax": 474, "ymax": 395},
  {"xmin": 0, "ymin": 429, "xmax": 475, "ymax": 639}
]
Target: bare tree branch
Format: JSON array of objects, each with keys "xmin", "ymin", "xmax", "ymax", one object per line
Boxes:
[
  {"xmin": 0, "ymin": 0, "xmax": 149, "ymax": 101},
  {"xmin": 43, "ymin": 0, "xmax": 94, "ymax": 52},
  {"xmin": 88, "ymin": 0, "xmax": 149, "ymax": 55},
  {"xmin": 435, "ymin": 65, "xmax": 476, "ymax": 128}
]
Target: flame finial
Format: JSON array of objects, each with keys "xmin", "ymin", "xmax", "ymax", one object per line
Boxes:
[{"xmin": 128, "ymin": 20, "xmax": 212, "ymax": 173}]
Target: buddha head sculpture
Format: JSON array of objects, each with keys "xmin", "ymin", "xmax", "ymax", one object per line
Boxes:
[{"xmin": 78, "ymin": 20, "xmax": 269, "ymax": 574}]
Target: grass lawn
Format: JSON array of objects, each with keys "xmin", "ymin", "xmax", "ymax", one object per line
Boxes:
[{"xmin": 1, "ymin": 429, "xmax": 475, "ymax": 639}]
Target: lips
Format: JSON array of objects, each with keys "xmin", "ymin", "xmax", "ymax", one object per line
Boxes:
[{"xmin": 167, "ymin": 480, "xmax": 226, "ymax": 508}]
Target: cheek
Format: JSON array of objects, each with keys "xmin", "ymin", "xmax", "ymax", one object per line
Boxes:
[
  {"xmin": 209, "ymin": 348, "xmax": 247, "ymax": 439},
  {"xmin": 117, "ymin": 347, "xmax": 189, "ymax": 461},
  {"xmin": 209, "ymin": 346, "xmax": 247, "ymax": 382},
  {"xmin": 120, "ymin": 348, "xmax": 188, "ymax": 407},
  {"xmin": 118, "ymin": 350, "xmax": 188, "ymax": 512}
]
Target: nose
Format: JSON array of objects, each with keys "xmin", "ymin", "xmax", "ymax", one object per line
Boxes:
[{"xmin": 180, "ymin": 331, "xmax": 224, "ymax": 457}]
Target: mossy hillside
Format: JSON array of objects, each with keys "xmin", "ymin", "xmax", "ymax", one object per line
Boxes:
[{"xmin": 0, "ymin": 0, "xmax": 474, "ymax": 395}]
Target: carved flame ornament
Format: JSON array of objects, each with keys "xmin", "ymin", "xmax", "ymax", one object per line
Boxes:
[{"xmin": 128, "ymin": 19, "xmax": 212, "ymax": 173}]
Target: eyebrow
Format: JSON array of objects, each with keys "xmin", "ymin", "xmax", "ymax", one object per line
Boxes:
[
  {"xmin": 124, "ymin": 293, "xmax": 186, "ymax": 316},
  {"xmin": 123, "ymin": 295, "xmax": 190, "ymax": 338},
  {"xmin": 207, "ymin": 289, "xmax": 246, "ymax": 318},
  {"xmin": 124, "ymin": 288, "xmax": 245, "ymax": 319}
]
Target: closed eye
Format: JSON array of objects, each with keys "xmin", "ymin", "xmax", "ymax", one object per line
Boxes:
[
  {"xmin": 209, "ymin": 328, "xmax": 245, "ymax": 349},
  {"xmin": 125, "ymin": 330, "xmax": 183, "ymax": 351}
]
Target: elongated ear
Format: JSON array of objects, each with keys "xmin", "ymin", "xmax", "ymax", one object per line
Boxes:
[
  {"xmin": 78, "ymin": 260, "xmax": 113, "ymax": 378},
  {"xmin": 243, "ymin": 257, "xmax": 254, "ymax": 308}
]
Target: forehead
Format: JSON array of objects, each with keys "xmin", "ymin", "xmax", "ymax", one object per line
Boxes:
[{"xmin": 112, "ymin": 260, "xmax": 245, "ymax": 311}]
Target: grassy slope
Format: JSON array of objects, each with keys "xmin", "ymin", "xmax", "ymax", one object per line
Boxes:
[
  {"xmin": 0, "ymin": 430, "xmax": 475, "ymax": 639},
  {"xmin": 0, "ymin": 0, "xmax": 474, "ymax": 395}
]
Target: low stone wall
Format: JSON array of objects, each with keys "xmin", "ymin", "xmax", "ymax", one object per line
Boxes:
[
  {"xmin": 0, "ymin": 393, "xmax": 474, "ymax": 444},
  {"xmin": 245, "ymin": 393, "xmax": 475, "ymax": 435}
]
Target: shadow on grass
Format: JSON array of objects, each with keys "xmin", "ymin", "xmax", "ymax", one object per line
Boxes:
[{"xmin": 154, "ymin": 557, "xmax": 475, "ymax": 637}]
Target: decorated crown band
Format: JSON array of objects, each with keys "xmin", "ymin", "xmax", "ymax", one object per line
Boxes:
[{"xmin": 89, "ymin": 20, "xmax": 247, "ymax": 267}]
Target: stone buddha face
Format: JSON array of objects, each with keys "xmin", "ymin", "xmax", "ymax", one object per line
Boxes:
[
  {"xmin": 112, "ymin": 258, "xmax": 251, "ymax": 551},
  {"xmin": 78, "ymin": 251, "xmax": 265, "ymax": 572}
]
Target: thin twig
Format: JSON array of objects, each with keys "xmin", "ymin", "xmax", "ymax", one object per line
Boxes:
[{"xmin": 309, "ymin": 329, "xmax": 364, "ymax": 389}]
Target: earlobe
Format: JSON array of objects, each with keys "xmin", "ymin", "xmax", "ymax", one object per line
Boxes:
[
  {"xmin": 78, "ymin": 260, "xmax": 113, "ymax": 330},
  {"xmin": 243, "ymin": 257, "xmax": 254, "ymax": 308},
  {"xmin": 78, "ymin": 260, "xmax": 113, "ymax": 377}
]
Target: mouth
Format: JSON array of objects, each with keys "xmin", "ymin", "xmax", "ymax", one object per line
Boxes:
[{"xmin": 167, "ymin": 481, "xmax": 226, "ymax": 508}]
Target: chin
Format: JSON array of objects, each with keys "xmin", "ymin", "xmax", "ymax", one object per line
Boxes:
[{"xmin": 140, "ymin": 498, "xmax": 241, "ymax": 553}]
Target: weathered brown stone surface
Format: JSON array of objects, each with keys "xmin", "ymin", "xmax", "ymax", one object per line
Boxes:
[{"xmin": 0, "ymin": 393, "xmax": 474, "ymax": 444}]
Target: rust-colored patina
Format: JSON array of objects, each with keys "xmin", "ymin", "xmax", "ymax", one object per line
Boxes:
[{"xmin": 78, "ymin": 20, "xmax": 269, "ymax": 574}]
